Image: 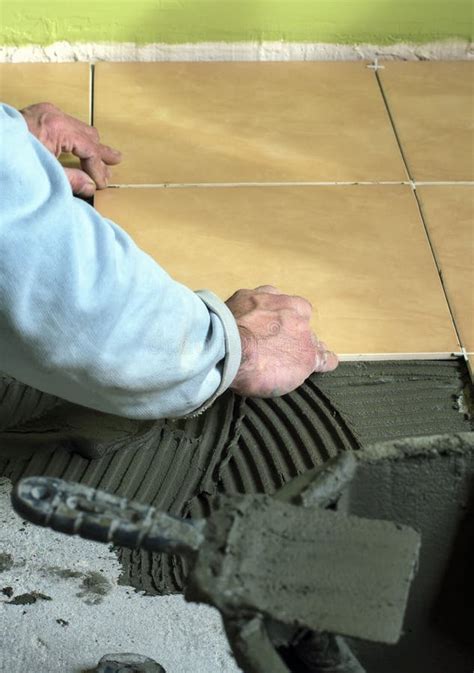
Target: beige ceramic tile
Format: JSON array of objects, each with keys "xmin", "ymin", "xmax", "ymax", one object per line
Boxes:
[
  {"xmin": 379, "ymin": 62, "xmax": 474, "ymax": 181},
  {"xmin": 95, "ymin": 185, "xmax": 458, "ymax": 356},
  {"xmin": 0, "ymin": 63, "xmax": 91, "ymax": 169},
  {"xmin": 94, "ymin": 62, "xmax": 406, "ymax": 184},
  {"xmin": 417, "ymin": 186, "xmax": 474, "ymax": 352},
  {"xmin": 0, "ymin": 63, "xmax": 90, "ymax": 122}
]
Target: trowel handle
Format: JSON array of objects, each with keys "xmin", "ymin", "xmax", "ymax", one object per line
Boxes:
[{"xmin": 12, "ymin": 476, "xmax": 204, "ymax": 557}]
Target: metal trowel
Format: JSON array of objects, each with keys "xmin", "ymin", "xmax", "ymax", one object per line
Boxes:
[{"xmin": 12, "ymin": 453, "xmax": 420, "ymax": 673}]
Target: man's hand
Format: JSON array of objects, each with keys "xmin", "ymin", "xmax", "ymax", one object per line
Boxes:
[
  {"xmin": 20, "ymin": 102, "xmax": 122, "ymax": 197},
  {"xmin": 227, "ymin": 286, "xmax": 338, "ymax": 398}
]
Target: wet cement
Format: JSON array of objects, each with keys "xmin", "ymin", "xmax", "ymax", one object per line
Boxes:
[
  {"xmin": 339, "ymin": 433, "xmax": 474, "ymax": 673},
  {"xmin": 187, "ymin": 493, "xmax": 420, "ymax": 644},
  {"xmin": 0, "ymin": 360, "xmax": 471, "ymax": 597}
]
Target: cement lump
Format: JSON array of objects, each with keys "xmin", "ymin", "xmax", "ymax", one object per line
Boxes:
[
  {"xmin": 93, "ymin": 653, "xmax": 166, "ymax": 673},
  {"xmin": 341, "ymin": 432, "xmax": 474, "ymax": 673},
  {"xmin": 186, "ymin": 493, "xmax": 420, "ymax": 644}
]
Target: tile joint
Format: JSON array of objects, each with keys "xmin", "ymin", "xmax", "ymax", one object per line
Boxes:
[
  {"xmin": 90, "ymin": 63, "xmax": 95, "ymax": 127},
  {"xmin": 367, "ymin": 57, "xmax": 385, "ymax": 71},
  {"xmin": 107, "ymin": 181, "xmax": 473, "ymax": 189}
]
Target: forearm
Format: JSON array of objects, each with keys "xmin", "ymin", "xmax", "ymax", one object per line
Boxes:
[{"xmin": 0, "ymin": 104, "xmax": 241, "ymax": 419}]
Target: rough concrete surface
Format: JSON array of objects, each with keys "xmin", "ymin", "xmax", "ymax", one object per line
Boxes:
[{"xmin": 0, "ymin": 478, "xmax": 241, "ymax": 673}]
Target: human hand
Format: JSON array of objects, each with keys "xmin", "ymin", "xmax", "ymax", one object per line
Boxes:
[
  {"xmin": 226, "ymin": 285, "xmax": 338, "ymax": 398},
  {"xmin": 20, "ymin": 102, "xmax": 122, "ymax": 197}
]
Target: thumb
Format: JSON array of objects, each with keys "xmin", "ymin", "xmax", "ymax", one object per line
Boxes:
[
  {"xmin": 314, "ymin": 347, "xmax": 339, "ymax": 373},
  {"xmin": 63, "ymin": 167, "xmax": 96, "ymax": 197}
]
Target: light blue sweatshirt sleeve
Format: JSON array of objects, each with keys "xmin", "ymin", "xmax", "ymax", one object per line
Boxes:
[{"xmin": 0, "ymin": 104, "xmax": 241, "ymax": 419}]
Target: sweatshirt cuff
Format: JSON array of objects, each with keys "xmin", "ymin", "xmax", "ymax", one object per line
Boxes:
[{"xmin": 191, "ymin": 289, "xmax": 242, "ymax": 415}]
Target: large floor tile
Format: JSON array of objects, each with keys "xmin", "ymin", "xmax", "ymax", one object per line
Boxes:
[
  {"xmin": 417, "ymin": 186, "xmax": 474, "ymax": 352},
  {"xmin": 95, "ymin": 185, "xmax": 458, "ymax": 357},
  {"xmin": 0, "ymin": 63, "xmax": 90, "ymax": 122},
  {"xmin": 94, "ymin": 62, "xmax": 406, "ymax": 184},
  {"xmin": 379, "ymin": 62, "xmax": 474, "ymax": 181}
]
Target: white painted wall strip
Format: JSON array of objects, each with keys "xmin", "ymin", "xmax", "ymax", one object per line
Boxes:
[{"xmin": 0, "ymin": 39, "xmax": 472, "ymax": 63}]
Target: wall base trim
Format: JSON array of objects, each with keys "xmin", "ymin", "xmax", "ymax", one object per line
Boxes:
[{"xmin": 0, "ymin": 40, "xmax": 472, "ymax": 63}]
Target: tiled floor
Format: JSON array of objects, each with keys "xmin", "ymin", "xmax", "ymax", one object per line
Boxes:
[
  {"xmin": 0, "ymin": 63, "xmax": 91, "ymax": 170},
  {"xmin": 2, "ymin": 61, "xmax": 473, "ymax": 360}
]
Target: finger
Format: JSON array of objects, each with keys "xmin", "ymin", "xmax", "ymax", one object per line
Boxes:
[
  {"xmin": 63, "ymin": 168, "xmax": 96, "ymax": 197},
  {"xmin": 314, "ymin": 348, "xmax": 339, "ymax": 373},
  {"xmin": 79, "ymin": 123, "xmax": 121, "ymax": 164},
  {"xmin": 99, "ymin": 143, "xmax": 122, "ymax": 165},
  {"xmin": 80, "ymin": 155, "xmax": 109, "ymax": 189},
  {"xmin": 70, "ymin": 134, "xmax": 111, "ymax": 187},
  {"xmin": 253, "ymin": 285, "xmax": 281, "ymax": 294}
]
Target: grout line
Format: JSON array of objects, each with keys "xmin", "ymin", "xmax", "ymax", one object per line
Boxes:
[
  {"xmin": 107, "ymin": 180, "xmax": 474, "ymax": 189},
  {"xmin": 90, "ymin": 63, "xmax": 95, "ymax": 127},
  {"xmin": 413, "ymin": 181, "xmax": 474, "ymax": 186},
  {"xmin": 411, "ymin": 183, "xmax": 465, "ymax": 352},
  {"xmin": 90, "ymin": 63, "xmax": 95, "ymax": 208},
  {"xmin": 374, "ymin": 67, "xmax": 466, "ymax": 355},
  {"xmin": 108, "ymin": 181, "xmax": 412, "ymax": 189},
  {"xmin": 337, "ymin": 352, "xmax": 462, "ymax": 362},
  {"xmin": 374, "ymin": 69, "xmax": 412, "ymax": 181}
]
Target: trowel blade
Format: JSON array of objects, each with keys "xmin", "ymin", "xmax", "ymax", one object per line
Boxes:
[{"xmin": 187, "ymin": 494, "xmax": 421, "ymax": 644}]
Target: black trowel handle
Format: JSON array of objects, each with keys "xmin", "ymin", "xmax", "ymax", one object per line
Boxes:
[{"xmin": 12, "ymin": 476, "xmax": 204, "ymax": 557}]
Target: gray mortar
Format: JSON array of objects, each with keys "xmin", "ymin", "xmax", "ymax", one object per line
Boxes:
[
  {"xmin": 0, "ymin": 360, "xmax": 471, "ymax": 596},
  {"xmin": 48, "ymin": 566, "xmax": 113, "ymax": 605},
  {"xmin": 339, "ymin": 432, "xmax": 474, "ymax": 673},
  {"xmin": 0, "ymin": 374, "xmax": 62, "ymax": 432},
  {"xmin": 187, "ymin": 493, "xmax": 420, "ymax": 644},
  {"xmin": 0, "ymin": 551, "xmax": 13, "ymax": 573},
  {"xmin": 7, "ymin": 591, "xmax": 52, "ymax": 605},
  {"xmin": 89, "ymin": 653, "xmax": 166, "ymax": 673},
  {"xmin": 0, "ymin": 363, "xmax": 473, "ymax": 672}
]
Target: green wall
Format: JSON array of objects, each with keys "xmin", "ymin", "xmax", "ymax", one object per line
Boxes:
[{"xmin": 1, "ymin": 0, "xmax": 472, "ymax": 46}]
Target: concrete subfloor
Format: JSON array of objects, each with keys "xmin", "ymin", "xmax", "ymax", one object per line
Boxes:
[
  {"xmin": 0, "ymin": 478, "xmax": 240, "ymax": 673},
  {"xmin": 0, "ymin": 359, "xmax": 472, "ymax": 672}
]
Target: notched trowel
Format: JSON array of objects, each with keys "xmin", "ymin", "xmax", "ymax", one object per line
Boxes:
[{"xmin": 12, "ymin": 453, "xmax": 420, "ymax": 673}]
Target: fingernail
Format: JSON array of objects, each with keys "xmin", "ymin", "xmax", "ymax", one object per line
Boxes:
[{"xmin": 77, "ymin": 180, "xmax": 95, "ymax": 196}]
